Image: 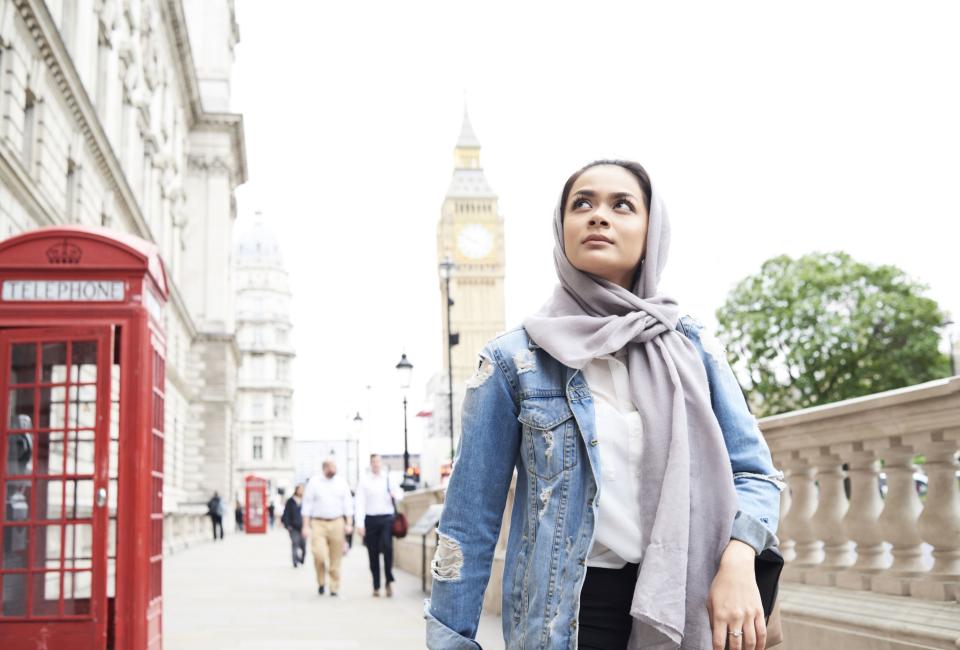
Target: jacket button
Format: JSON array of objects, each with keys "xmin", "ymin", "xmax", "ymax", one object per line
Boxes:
[
  {"xmin": 590, "ymin": 439, "xmax": 599, "ymax": 446},
  {"xmin": 579, "ymin": 558, "xmax": 586, "ymax": 566},
  {"xmin": 570, "ymin": 620, "xmax": 577, "ymax": 629}
]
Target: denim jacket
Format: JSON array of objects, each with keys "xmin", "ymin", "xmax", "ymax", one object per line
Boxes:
[{"xmin": 425, "ymin": 315, "xmax": 785, "ymax": 650}]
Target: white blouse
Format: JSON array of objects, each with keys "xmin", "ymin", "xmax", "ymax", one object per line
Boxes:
[{"xmin": 581, "ymin": 349, "xmax": 645, "ymax": 569}]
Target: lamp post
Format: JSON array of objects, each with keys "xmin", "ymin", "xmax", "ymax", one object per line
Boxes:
[
  {"xmin": 945, "ymin": 320, "xmax": 956, "ymax": 377},
  {"xmin": 438, "ymin": 256, "xmax": 458, "ymax": 461},
  {"xmin": 396, "ymin": 353, "xmax": 417, "ymax": 491}
]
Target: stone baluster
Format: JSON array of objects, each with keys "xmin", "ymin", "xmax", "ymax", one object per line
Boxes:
[
  {"xmin": 836, "ymin": 446, "xmax": 889, "ymax": 590},
  {"xmin": 781, "ymin": 453, "xmax": 823, "ymax": 581},
  {"xmin": 871, "ymin": 440, "xmax": 926, "ymax": 596},
  {"xmin": 911, "ymin": 429, "xmax": 960, "ymax": 600},
  {"xmin": 807, "ymin": 450, "xmax": 855, "ymax": 585},
  {"xmin": 777, "ymin": 463, "xmax": 795, "ymax": 563}
]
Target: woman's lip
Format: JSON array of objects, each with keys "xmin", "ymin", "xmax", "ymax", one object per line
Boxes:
[{"xmin": 582, "ymin": 236, "xmax": 613, "ymax": 244}]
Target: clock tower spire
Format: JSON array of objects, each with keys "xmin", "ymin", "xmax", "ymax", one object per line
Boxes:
[{"xmin": 436, "ymin": 106, "xmax": 506, "ymax": 444}]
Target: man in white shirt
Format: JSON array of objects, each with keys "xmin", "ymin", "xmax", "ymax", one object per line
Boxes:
[
  {"xmin": 355, "ymin": 454, "xmax": 402, "ymax": 597},
  {"xmin": 301, "ymin": 458, "xmax": 353, "ymax": 596}
]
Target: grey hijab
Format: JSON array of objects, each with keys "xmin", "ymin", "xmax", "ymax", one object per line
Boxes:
[{"xmin": 523, "ymin": 170, "xmax": 739, "ymax": 649}]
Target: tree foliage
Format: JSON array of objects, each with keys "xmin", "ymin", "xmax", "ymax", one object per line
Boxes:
[{"xmin": 716, "ymin": 252, "xmax": 950, "ymax": 417}]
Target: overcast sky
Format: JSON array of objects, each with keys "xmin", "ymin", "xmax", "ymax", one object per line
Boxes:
[{"xmin": 230, "ymin": 1, "xmax": 960, "ymax": 454}]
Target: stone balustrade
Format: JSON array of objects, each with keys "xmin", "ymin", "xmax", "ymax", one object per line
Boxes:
[{"xmin": 763, "ymin": 375, "xmax": 960, "ymax": 603}]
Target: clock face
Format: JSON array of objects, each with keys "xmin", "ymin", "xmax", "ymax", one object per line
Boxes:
[{"xmin": 457, "ymin": 224, "xmax": 494, "ymax": 259}]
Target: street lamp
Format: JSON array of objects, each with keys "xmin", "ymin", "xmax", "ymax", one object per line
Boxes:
[
  {"xmin": 395, "ymin": 353, "xmax": 417, "ymax": 491},
  {"xmin": 438, "ymin": 256, "xmax": 459, "ymax": 461}
]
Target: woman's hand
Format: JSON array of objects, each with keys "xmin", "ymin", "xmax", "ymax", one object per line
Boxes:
[{"xmin": 707, "ymin": 539, "xmax": 766, "ymax": 650}]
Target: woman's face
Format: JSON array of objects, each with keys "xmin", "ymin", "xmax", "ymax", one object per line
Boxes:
[{"xmin": 563, "ymin": 164, "xmax": 649, "ymax": 289}]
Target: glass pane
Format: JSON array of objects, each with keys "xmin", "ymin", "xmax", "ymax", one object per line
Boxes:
[
  {"xmin": 63, "ymin": 571, "xmax": 91, "ymax": 614},
  {"xmin": 70, "ymin": 342, "xmax": 97, "ymax": 382},
  {"xmin": 65, "ymin": 437, "xmax": 95, "ymax": 476},
  {"xmin": 33, "ymin": 525, "xmax": 62, "ymax": 569},
  {"xmin": 68, "ymin": 386, "xmax": 96, "ymax": 429},
  {"xmin": 65, "ymin": 480, "xmax": 93, "ymax": 519},
  {"xmin": 63, "ymin": 524, "xmax": 92, "ymax": 569},
  {"xmin": 35, "ymin": 431, "xmax": 65, "ymax": 476},
  {"xmin": 1, "ymin": 572, "xmax": 27, "ymax": 615},
  {"xmin": 6, "ymin": 433, "xmax": 33, "ymax": 475},
  {"xmin": 31, "ymin": 572, "xmax": 60, "ymax": 615},
  {"xmin": 107, "ymin": 517, "xmax": 116, "ymax": 558},
  {"xmin": 1, "ymin": 526, "xmax": 29, "ymax": 568},
  {"xmin": 9, "ymin": 344, "xmax": 36, "ymax": 384},
  {"xmin": 41, "ymin": 343, "xmax": 67, "ymax": 383},
  {"xmin": 108, "ymin": 479, "xmax": 117, "ymax": 515},
  {"xmin": 4, "ymin": 480, "xmax": 31, "ymax": 521},
  {"xmin": 7, "ymin": 389, "xmax": 34, "ymax": 430},
  {"xmin": 108, "ymin": 440, "xmax": 118, "ymax": 479},
  {"xmin": 38, "ymin": 480, "xmax": 64, "ymax": 520},
  {"xmin": 107, "ymin": 558, "xmax": 116, "ymax": 598},
  {"xmin": 38, "ymin": 387, "xmax": 66, "ymax": 429}
]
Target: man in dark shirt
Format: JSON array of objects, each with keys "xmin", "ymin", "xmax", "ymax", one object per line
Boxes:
[
  {"xmin": 206, "ymin": 492, "xmax": 224, "ymax": 541},
  {"xmin": 281, "ymin": 484, "xmax": 306, "ymax": 567}
]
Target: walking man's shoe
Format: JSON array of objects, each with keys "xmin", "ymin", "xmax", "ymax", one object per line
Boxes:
[
  {"xmin": 330, "ymin": 592, "xmax": 338, "ymax": 597},
  {"xmin": 385, "ymin": 583, "xmax": 393, "ymax": 597},
  {"xmin": 372, "ymin": 589, "xmax": 380, "ymax": 597},
  {"xmin": 318, "ymin": 585, "xmax": 325, "ymax": 595}
]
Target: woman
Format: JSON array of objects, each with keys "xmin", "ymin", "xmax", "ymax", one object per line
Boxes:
[{"xmin": 424, "ymin": 161, "xmax": 784, "ymax": 650}]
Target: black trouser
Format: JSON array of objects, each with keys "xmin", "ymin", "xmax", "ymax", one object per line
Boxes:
[
  {"xmin": 210, "ymin": 515, "xmax": 224, "ymax": 540},
  {"xmin": 364, "ymin": 514, "xmax": 395, "ymax": 590},
  {"xmin": 577, "ymin": 562, "xmax": 639, "ymax": 649},
  {"xmin": 287, "ymin": 527, "xmax": 306, "ymax": 566}
]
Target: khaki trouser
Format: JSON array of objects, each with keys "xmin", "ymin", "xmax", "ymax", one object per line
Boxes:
[{"xmin": 309, "ymin": 518, "xmax": 345, "ymax": 592}]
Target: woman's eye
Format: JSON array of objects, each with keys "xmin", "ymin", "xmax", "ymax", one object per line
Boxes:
[
  {"xmin": 572, "ymin": 198, "xmax": 590, "ymax": 210},
  {"xmin": 614, "ymin": 200, "xmax": 634, "ymax": 212}
]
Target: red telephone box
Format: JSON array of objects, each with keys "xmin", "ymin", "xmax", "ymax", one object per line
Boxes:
[
  {"xmin": 243, "ymin": 476, "xmax": 268, "ymax": 535},
  {"xmin": 0, "ymin": 226, "xmax": 168, "ymax": 650}
]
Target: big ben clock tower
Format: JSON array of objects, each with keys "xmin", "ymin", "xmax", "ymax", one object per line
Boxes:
[{"xmin": 437, "ymin": 108, "xmax": 506, "ymax": 439}]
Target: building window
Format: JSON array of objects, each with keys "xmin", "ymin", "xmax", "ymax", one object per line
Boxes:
[
  {"xmin": 252, "ymin": 436, "xmax": 263, "ymax": 460},
  {"xmin": 22, "ymin": 89, "xmax": 37, "ymax": 170},
  {"xmin": 95, "ymin": 23, "xmax": 111, "ymax": 111},
  {"xmin": 249, "ymin": 353, "xmax": 265, "ymax": 378},
  {"xmin": 273, "ymin": 396, "xmax": 290, "ymax": 420},
  {"xmin": 251, "ymin": 398, "xmax": 264, "ymax": 420},
  {"xmin": 276, "ymin": 328, "xmax": 288, "ymax": 345},
  {"xmin": 273, "ymin": 437, "xmax": 289, "ymax": 462},
  {"xmin": 65, "ymin": 159, "xmax": 77, "ymax": 222},
  {"xmin": 276, "ymin": 358, "xmax": 289, "ymax": 381}
]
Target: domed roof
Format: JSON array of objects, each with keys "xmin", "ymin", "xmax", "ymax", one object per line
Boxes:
[{"xmin": 235, "ymin": 215, "xmax": 284, "ymax": 268}]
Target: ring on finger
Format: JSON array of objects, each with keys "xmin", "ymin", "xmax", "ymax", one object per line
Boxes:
[{"xmin": 728, "ymin": 629, "xmax": 743, "ymax": 637}]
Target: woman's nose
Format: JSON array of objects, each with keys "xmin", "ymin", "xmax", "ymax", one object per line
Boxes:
[{"xmin": 589, "ymin": 211, "xmax": 610, "ymax": 227}]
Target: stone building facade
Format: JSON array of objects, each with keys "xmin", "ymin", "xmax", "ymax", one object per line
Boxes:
[
  {"xmin": 0, "ymin": 0, "xmax": 246, "ymax": 544},
  {"xmin": 233, "ymin": 216, "xmax": 295, "ymax": 504}
]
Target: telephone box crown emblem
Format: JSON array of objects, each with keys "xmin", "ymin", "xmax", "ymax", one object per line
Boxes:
[{"xmin": 46, "ymin": 239, "xmax": 82, "ymax": 265}]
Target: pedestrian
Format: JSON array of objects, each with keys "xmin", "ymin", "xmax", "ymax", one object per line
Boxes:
[
  {"xmin": 234, "ymin": 500, "xmax": 244, "ymax": 532},
  {"xmin": 425, "ymin": 161, "xmax": 785, "ymax": 650},
  {"xmin": 355, "ymin": 453, "xmax": 402, "ymax": 597},
  {"xmin": 206, "ymin": 491, "xmax": 224, "ymax": 541},
  {"xmin": 281, "ymin": 484, "xmax": 306, "ymax": 567},
  {"xmin": 301, "ymin": 458, "xmax": 353, "ymax": 596},
  {"xmin": 268, "ymin": 501, "xmax": 276, "ymax": 529}
]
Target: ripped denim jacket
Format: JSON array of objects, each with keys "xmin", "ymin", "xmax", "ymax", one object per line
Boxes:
[{"xmin": 424, "ymin": 315, "xmax": 785, "ymax": 650}]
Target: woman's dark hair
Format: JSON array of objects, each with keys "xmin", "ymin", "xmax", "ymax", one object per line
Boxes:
[{"xmin": 560, "ymin": 159, "xmax": 653, "ymax": 217}]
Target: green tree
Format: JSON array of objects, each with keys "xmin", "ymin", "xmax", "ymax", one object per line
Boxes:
[{"xmin": 716, "ymin": 251, "xmax": 951, "ymax": 417}]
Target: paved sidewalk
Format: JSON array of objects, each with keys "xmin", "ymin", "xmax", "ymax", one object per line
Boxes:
[{"xmin": 163, "ymin": 528, "xmax": 503, "ymax": 649}]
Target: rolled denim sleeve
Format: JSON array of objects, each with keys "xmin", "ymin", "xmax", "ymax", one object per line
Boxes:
[
  {"xmin": 679, "ymin": 316, "xmax": 785, "ymax": 555},
  {"xmin": 425, "ymin": 343, "xmax": 521, "ymax": 649}
]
